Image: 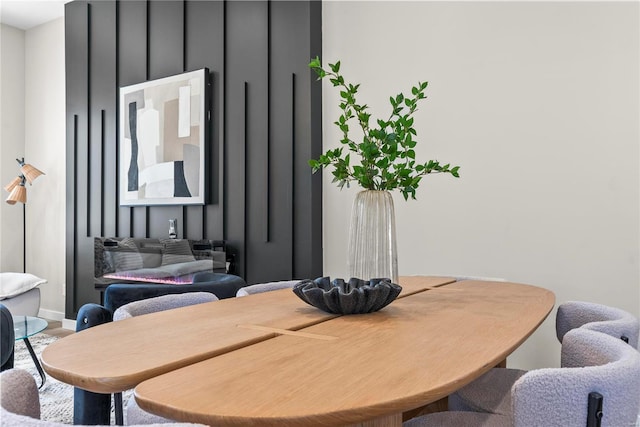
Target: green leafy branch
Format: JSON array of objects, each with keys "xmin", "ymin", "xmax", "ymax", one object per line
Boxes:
[{"xmin": 308, "ymin": 56, "xmax": 460, "ymax": 200}]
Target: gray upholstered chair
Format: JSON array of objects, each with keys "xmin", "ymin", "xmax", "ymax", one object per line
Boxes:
[
  {"xmin": 0, "ymin": 369, "xmax": 205, "ymax": 427},
  {"xmin": 556, "ymin": 301, "xmax": 639, "ymax": 348},
  {"xmin": 79, "ymin": 292, "xmax": 218, "ymax": 426},
  {"xmin": 0, "ymin": 304, "xmax": 15, "ymax": 371},
  {"xmin": 112, "ymin": 292, "xmax": 218, "ymax": 321},
  {"xmin": 235, "ymin": 280, "xmax": 300, "ymax": 297},
  {"xmin": 116, "ymin": 292, "xmax": 218, "ymax": 425},
  {"xmin": 404, "ymin": 328, "xmax": 640, "ymax": 427},
  {"xmin": 448, "ymin": 301, "xmax": 640, "ymax": 416}
]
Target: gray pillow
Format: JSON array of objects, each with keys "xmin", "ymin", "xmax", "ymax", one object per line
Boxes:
[
  {"xmin": 112, "ymin": 238, "xmax": 143, "ymax": 271},
  {"xmin": 160, "ymin": 239, "xmax": 196, "ymax": 266}
]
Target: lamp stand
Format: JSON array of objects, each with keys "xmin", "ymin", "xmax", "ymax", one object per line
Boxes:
[{"xmin": 23, "ymin": 203, "xmax": 26, "ymax": 273}]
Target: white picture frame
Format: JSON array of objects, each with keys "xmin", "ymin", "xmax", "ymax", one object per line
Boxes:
[{"xmin": 119, "ymin": 68, "xmax": 209, "ymax": 206}]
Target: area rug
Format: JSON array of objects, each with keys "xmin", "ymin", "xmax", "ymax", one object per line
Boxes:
[{"xmin": 13, "ymin": 333, "xmax": 131, "ymax": 424}]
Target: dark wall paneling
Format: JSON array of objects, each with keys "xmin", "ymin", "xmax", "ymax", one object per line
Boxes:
[
  {"xmin": 65, "ymin": 1, "xmax": 88, "ymax": 318},
  {"xmin": 274, "ymin": 0, "xmax": 323, "ymax": 280},
  {"xmin": 230, "ymin": 1, "xmax": 269, "ymax": 284},
  {"xmin": 185, "ymin": 0, "xmax": 224, "ymax": 241},
  {"xmin": 291, "ymin": 73, "xmax": 297, "ymax": 273},
  {"xmin": 130, "ymin": 208, "xmax": 145, "ymax": 238},
  {"xmin": 264, "ymin": 1, "xmax": 272, "ymax": 245},
  {"xmin": 303, "ymin": 0, "xmax": 323, "ymax": 279},
  {"xmin": 100, "ymin": 109, "xmax": 106, "ymax": 237},
  {"xmin": 117, "ymin": 0, "xmax": 147, "ymax": 238},
  {"xmin": 268, "ymin": 1, "xmax": 300, "ymax": 280},
  {"xmin": 89, "ymin": 1, "xmax": 116, "ymax": 239},
  {"xmin": 148, "ymin": 0, "xmax": 184, "ymax": 79},
  {"xmin": 225, "ymin": 0, "xmax": 251, "ymax": 278},
  {"xmin": 67, "ymin": 114, "xmax": 79, "ymax": 315},
  {"xmin": 66, "ymin": 0, "xmax": 322, "ymax": 316}
]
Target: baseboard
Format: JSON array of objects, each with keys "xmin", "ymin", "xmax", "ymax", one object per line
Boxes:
[
  {"xmin": 38, "ymin": 308, "xmax": 75, "ymax": 330},
  {"xmin": 62, "ymin": 318, "xmax": 76, "ymax": 330},
  {"xmin": 38, "ymin": 308, "xmax": 65, "ymax": 321}
]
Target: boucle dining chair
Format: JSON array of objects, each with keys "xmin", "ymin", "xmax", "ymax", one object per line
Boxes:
[
  {"xmin": 556, "ymin": 301, "xmax": 639, "ymax": 348},
  {"xmin": 448, "ymin": 301, "xmax": 640, "ymax": 416},
  {"xmin": 115, "ymin": 292, "xmax": 218, "ymax": 425},
  {"xmin": 0, "ymin": 369, "xmax": 206, "ymax": 427},
  {"xmin": 235, "ymin": 280, "xmax": 301, "ymax": 297},
  {"xmin": 404, "ymin": 328, "xmax": 640, "ymax": 427},
  {"xmin": 75, "ymin": 292, "xmax": 218, "ymax": 426},
  {"xmin": 112, "ymin": 291, "xmax": 218, "ymax": 320}
]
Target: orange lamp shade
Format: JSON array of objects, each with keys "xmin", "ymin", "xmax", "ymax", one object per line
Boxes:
[
  {"xmin": 20, "ymin": 163, "xmax": 44, "ymax": 184},
  {"xmin": 4, "ymin": 176, "xmax": 22, "ymax": 193},
  {"xmin": 6, "ymin": 184, "xmax": 26, "ymax": 205}
]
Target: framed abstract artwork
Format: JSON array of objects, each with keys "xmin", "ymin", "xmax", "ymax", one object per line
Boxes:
[{"xmin": 119, "ymin": 68, "xmax": 209, "ymax": 206}]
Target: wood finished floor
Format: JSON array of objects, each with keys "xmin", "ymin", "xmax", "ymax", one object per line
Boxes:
[{"xmin": 44, "ymin": 320, "xmax": 74, "ymax": 338}]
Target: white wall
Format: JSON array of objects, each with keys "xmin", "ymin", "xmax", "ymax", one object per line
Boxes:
[
  {"xmin": 0, "ymin": 19, "xmax": 66, "ymax": 319},
  {"xmin": 322, "ymin": 1, "xmax": 639, "ymax": 370},
  {"xmin": 24, "ymin": 18, "xmax": 66, "ymax": 318},
  {"xmin": 0, "ymin": 24, "xmax": 26, "ymax": 272}
]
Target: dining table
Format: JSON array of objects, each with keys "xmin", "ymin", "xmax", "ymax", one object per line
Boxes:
[{"xmin": 42, "ymin": 276, "xmax": 554, "ymax": 427}]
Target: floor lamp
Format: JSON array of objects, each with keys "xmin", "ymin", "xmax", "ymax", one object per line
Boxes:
[{"xmin": 4, "ymin": 158, "xmax": 45, "ymax": 273}]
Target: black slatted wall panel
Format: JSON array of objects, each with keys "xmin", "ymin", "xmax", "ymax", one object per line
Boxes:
[
  {"xmin": 185, "ymin": 0, "xmax": 224, "ymax": 241},
  {"xmin": 226, "ymin": 0, "xmax": 269, "ymax": 283},
  {"xmin": 117, "ymin": 0, "xmax": 147, "ymax": 238},
  {"xmin": 65, "ymin": 0, "xmax": 322, "ymax": 318},
  {"xmin": 65, "ymin": 1, "xmax": 89, "ymax": 316}
]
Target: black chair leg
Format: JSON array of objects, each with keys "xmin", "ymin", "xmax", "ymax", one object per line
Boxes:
[
  {"xmin": 114, "ymin": 392, "xmax": 124, "ymax": 425},
  {"xmin": 586, "ymin": 391, "xmax": 603, "ymax": 427}
]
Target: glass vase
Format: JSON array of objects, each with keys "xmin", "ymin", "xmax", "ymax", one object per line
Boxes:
[{"xmin": 347, "ymin": 190, "xmax": 398, "ymax": 283}]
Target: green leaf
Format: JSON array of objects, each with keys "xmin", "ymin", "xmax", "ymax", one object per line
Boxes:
[
  {"xmin": 376, "ymin": 158, "xmax": 389, "ymax": 169},
  {"xmin": 309, "ymin": 59, "xmax": 459, "ymax": 201}
]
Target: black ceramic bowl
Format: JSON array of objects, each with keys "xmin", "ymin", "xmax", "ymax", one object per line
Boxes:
[{"xmin": 292, "ymin": 277, "xmax": 402, "ymax": 314}]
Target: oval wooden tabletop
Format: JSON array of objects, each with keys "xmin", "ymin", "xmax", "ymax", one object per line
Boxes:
[
  {"xmin": 41, "ymin": 276, "xmax": 455, "ymax": 393},
  {"xmin": 135, "ymin": 280, "xmax": 555, "ymax": 427}
]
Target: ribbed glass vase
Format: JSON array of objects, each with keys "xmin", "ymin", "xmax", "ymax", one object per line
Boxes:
[{"xmin": 347, "ymin": 190, "xmax": 398, "ymax": 283}]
